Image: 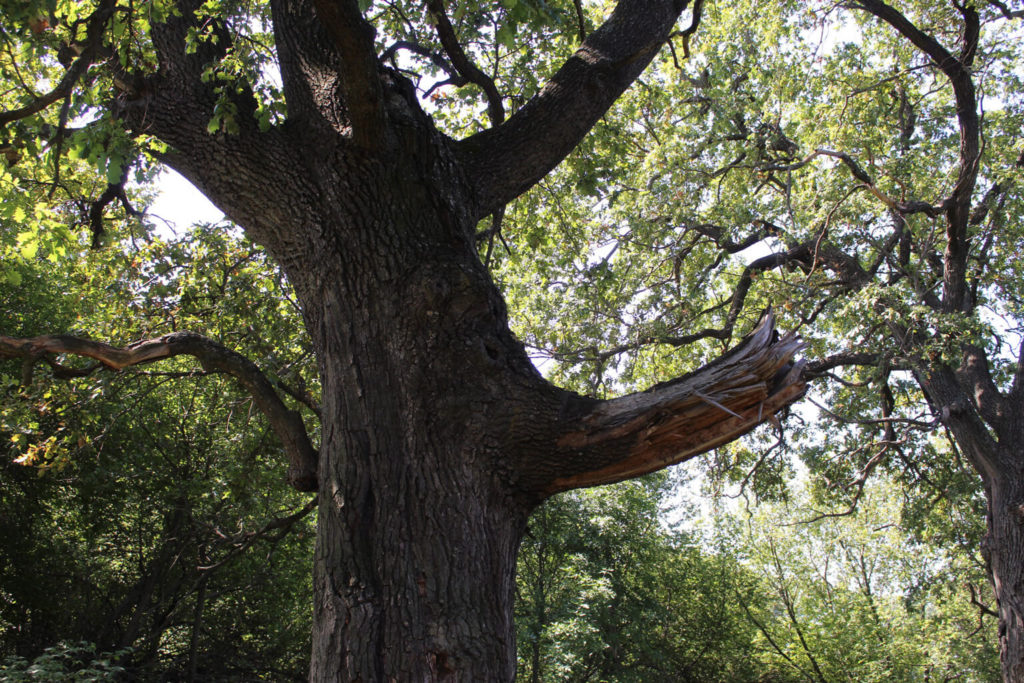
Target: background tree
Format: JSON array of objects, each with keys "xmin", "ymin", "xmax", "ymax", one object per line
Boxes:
[
  {"xmin": 0, "ymin": 0, "xmax": 806, "ymax": 679},
  {"xmin": 515, "ymin": 472, "xmax": 764, "ymax": 682},
  {"xmin": 723, "ymin": 478, "xmax": 999, "ymax": 682}
]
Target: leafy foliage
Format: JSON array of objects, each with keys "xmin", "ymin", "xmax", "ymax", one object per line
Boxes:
[
  {"xmin": 1, "ymin": 221, "xmax": 316, "ymax": 679},
  {"xmin": 516, "ymin": 473, "xmax": 764, "ymax": 681},
  {"xmin": 720, "ymin": 478, "xmax": 999, "ymax": 682},
  {"xmin": 1, "ymin": 0, "xmax": 1020, "ymax": 678},
  {"xmin": 0, "ymin": 642, "xmax": 129, "ymax": 682}
]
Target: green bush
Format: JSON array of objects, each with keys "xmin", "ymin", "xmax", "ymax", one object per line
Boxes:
[{"xmin": 0, "ymin": 642, "xmax": 128, "ymax": 682}]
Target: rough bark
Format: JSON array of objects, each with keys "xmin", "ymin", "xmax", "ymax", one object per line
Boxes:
[
  {"xmin": 988, "ymin": 459, "xmax": 1024, "ymax": 683},
  {"xmin": 917, "ymin": 362, "xmax": 1024, "ymax": 682}
]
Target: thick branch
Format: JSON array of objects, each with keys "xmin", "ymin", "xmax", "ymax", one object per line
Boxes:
[
  {"xmin": 959, "ymin": 344, "xmax": 1007, "ymax": 428},
  {"xmin": 309, "ymin": 0, "xmax": 386, "ymax": 146},
  {"xmin": 382, "ymin": 40, "xmax": 462, "ymax": 86},
  {"xmin": 0, "ymin": 332, "xmax": 318, "ymax": 491},
  {"xmin": 87, "ymin": 168, "xmax": 140, "ymax": 249},
  {"xmin": 985, "ymin": 0, "xmax": 1024, "ymax": 19},
  {"xmin": 149, "ymin": 0, "xmax": 233, "ymax": 93},
  {"xmin": 457, "ymin": 0, "xmax": 690, "ymax": 218},
  {"xmin": 533, "ymin": 314, "xmax": 805, "ymax": 495},
  {"xmin": 851, "ymin": 1, "xmax": 967, "ymax": 79},
  {"xmin": 425, "ymin": 0, "xmax": 504, "ymax": 126},
  {"xmin": 916, "ymin": 364, "xmax": 1001, "ymax": 484},
  {"xmin": 678, "ymin": 0, "xmax": 704, "ymax": 58},
  {"xmin": 270, "ymin": 0, "xmax": 351, "ymax": 133},
  {"xmin": 851, "ymin": 1, "xmax": 980, "ymax": 314},
  {"xmin": 805, "ymin": 352, "xmax": 885, "ymax": 376}
]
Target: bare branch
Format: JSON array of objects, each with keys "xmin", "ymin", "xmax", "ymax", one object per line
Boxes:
[
  {"xmin": 382, "ymin": 39, "xmax": 463, "ymax": 86},
  {"xmin": 679, "ymin": 0, "xmax": 705, "ymax": 58},
  {"xmin": 0, "ymin": 332, "xmax": 318, "ymax": 491},
  {"xmin": 768, "ymin": 537, "xmax": 831, "ymax": 683},
  {"xmin": 533, "ymin": 231, "xmax": 877, "ymax": 367},
  {"xmin": 199, "ymin": 496, "xmax": 317, "ymax": 572},
  {"xmin": 572, "ymin": 0, "xmax": 588, "ymax": 41},
  {"xmin": 969, "ymin": 582, "xmax": 999, "ymax": 619},
  {"xmin": 816, "ymin": 148, "xmax": 944, "ymax": 216}
]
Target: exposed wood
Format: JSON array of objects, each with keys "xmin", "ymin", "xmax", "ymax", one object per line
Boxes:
[{"xmin": 543, "ymin": 314, "xmax": 805, "ymax": 494}]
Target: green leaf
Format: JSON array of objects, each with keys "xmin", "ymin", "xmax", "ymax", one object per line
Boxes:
[{"xmin": 106, "ymin": 160, "xmax": 123, "ymax": 184}]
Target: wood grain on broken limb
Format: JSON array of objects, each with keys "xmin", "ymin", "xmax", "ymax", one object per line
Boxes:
[
  {"xmin": 544, "ymin": 314, "xmax": 805, "ymax": 495},
  {"xmin": 0, "ymin": 331, "xmax": 318, "ymax": 492}
]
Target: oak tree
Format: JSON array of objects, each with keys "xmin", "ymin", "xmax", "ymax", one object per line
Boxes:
[{"xmin": 0, "ymin": 0, "xmax": 804, "ymax": 679}]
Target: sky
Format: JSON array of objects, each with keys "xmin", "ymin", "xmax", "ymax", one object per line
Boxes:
[{"xmin": 147, "ymin": 168, "xmax": 225, "ymax": 235}]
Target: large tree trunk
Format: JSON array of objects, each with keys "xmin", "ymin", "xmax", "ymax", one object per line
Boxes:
[
  {"xmin": 310, "ymin": 377, "xmax": 531, "ymax": 679},
  {"xmin": 917, "ymin": 365, "xmax": 1024, "ymax": 682},
  {"xmin": 285, "ymin": 149, "xmax": 555, "ymax": 679},
  {"xmin": 303, "ymin": 237, "xmax": 539, "ymax": 680}
]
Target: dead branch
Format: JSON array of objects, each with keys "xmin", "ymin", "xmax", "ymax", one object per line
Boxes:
[{"xmin": 0, "ymin": 331, "xmax": 318, "ymax": 491}]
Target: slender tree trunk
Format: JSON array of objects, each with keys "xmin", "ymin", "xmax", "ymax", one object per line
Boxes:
[
  {"xmin": 530, "ymin": 528, "xmax": 546, "ymax": 683},
  {"xmin": 187, "ymin": 574, "xmax": 208, "ymax": 683},
  {"xmin": 987, "ymin": 457, "xmax": 1024, "ymax": 683}
]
